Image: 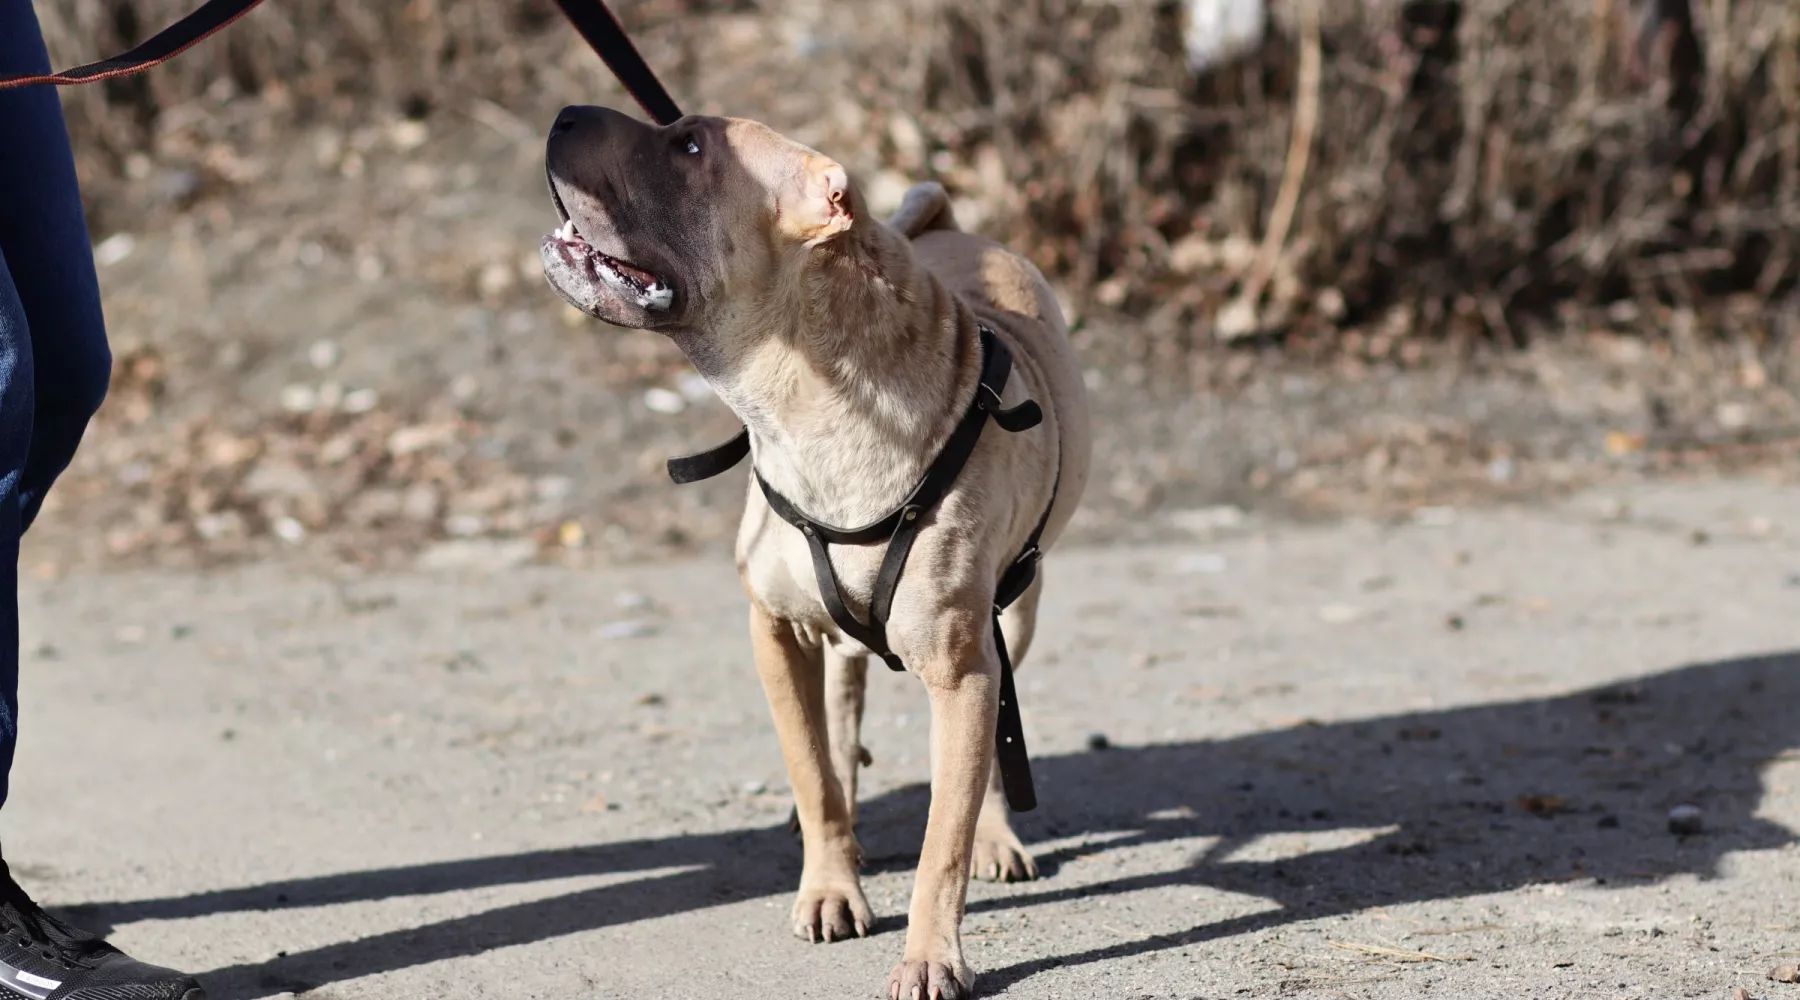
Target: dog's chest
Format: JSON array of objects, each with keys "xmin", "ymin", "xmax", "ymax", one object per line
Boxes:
[{"xmin": 742, "ymin": 525, "xmax": 888, "ymax": 658}]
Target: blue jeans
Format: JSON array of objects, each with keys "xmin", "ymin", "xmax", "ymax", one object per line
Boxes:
[{"xmin": 0, "ymin": 0, "xmax": 114, "ymax": 809}]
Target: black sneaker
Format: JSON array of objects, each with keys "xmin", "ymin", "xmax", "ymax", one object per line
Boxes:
[{"xmin": 0, "ymin": 858, "xmax": 202, "ymax": 1000}]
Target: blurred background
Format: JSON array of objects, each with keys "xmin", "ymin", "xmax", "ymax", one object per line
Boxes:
[{"xmin": 25, "ymin": 0, "xmax": 1800, "ymax": 574}]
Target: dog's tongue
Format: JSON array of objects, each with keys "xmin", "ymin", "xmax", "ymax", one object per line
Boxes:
[{"xmin": 608, "ymin": 257, "xmax": 657, "ymax": 287}]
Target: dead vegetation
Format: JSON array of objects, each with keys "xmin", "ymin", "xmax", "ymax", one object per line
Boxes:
[
  {"xmin": 41, "ymin": 0, "xmax": 1800, "ymax": 352},
  {"xmin": 25, "ymin": 0, "xmax": 1800, "ymax": 570}
]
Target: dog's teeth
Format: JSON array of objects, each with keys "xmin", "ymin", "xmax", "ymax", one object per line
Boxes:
[{"xmin": 557, "ymin": 220, "xmax": 576, "ymax": 241}]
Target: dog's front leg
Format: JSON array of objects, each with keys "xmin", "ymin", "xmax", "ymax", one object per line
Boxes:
[
  {"xmin": 748, "ymin": 601, "xmax": 872, "ymax": 943},
  {"xmin": 890, "ymin": 614, "xmax": 997, "ymax": 999}
]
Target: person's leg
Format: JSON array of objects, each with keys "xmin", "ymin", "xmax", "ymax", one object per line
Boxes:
[
  {"xmin": 0, "ymin": 2, "xmax": 113, "ymax": 539},
  {"xmin": 0, "ymin": 9, "xmax": 202, "ymax": 995},
  {"xmin": 0, "ymin": 253, "xmax": 31, "ymax": 816}
]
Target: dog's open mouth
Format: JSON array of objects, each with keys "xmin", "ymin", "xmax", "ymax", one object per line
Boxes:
[{"xmin": 545, "ymin": 219, "xmax": 674, "ymax": 312}]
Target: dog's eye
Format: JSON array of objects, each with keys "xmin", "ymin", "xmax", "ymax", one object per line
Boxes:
[{"xmin": 684, "ymin": 138, "xmax": 701, "ymax": 156}]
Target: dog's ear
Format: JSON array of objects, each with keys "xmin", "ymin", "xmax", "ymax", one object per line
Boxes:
[{"xmin": 790, "ymin": 155, "xmax": 854, "ymax": 247}]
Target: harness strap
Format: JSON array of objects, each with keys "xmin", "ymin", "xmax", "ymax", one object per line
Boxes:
[
  {"xmin": 669, "ymin": 325, "xmax": 1055, "ymax": 812},
  {"xmin": 667, "ymin": 427, "xmax": 749, "ymax": 485}
]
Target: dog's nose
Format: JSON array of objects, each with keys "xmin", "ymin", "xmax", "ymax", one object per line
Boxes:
[{"xmin": 550, "ymin": 106, "xmax": 584, "ymax": 138}]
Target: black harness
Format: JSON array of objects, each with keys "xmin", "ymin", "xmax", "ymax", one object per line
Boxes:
[{"xmin": 669, "ymin": 326, "xmax": 1055, "ymax": 812}]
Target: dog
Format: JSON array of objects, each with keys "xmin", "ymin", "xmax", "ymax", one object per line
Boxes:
[{"xmin": 541, "ymin": 105, "xmax": 1090, "ymax": 999}]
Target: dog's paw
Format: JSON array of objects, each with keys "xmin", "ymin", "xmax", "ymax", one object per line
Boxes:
[
  {"xmin": 887, "ymin": 958, "xmax": 973, "ymax": 1000},
  {"xmin": 790, "ymin": 883, "xmax": 872, "ymax": 943},
  {"xmin": 971, "ymin": 826, "xmax": 1038, "ymax": 883}
]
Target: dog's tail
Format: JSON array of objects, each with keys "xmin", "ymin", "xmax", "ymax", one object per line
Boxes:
[{"xmin": 888, "ymin": 181, "xmax": 960, "ymax": 239}]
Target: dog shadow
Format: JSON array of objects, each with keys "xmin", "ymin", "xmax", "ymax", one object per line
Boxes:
[{"xmin": 60, "ymin": 650, "xmax": 1798, "ymax": 998}]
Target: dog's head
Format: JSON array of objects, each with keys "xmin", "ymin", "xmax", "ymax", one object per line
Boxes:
[{"xmin": 541, "ymin": 105, "xmax": 857, "ymax": 334}]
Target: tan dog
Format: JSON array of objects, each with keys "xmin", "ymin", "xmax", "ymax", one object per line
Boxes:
[{"xmin": 541, "ymin": 105, "xmax": 1090, "ymax": 999}]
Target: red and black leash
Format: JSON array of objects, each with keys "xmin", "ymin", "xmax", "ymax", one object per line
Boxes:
[{"xmin": 0, "ymin": 0, "xmax": 685, "ymax": 127}]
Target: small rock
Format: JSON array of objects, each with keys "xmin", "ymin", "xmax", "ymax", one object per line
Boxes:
[
  {"xmin": 308, "ymin": 340, "xmax": 341, "ymax": 370},
  {"xmin": 634, "ymin": 693, "xmax": 666, "ymax": 707},
  {"xmin": 643, "ymin": 387, "xmax": 686, "ymax": 414},
  {"xmin": 388, "ymin": 119, "xmax": 430, "ymax": 151},
  {"xmin": 94, "ymin": 233, "xmax": 136, "ymax": 267},
  {"xmin": 614, "ymin": 591, "xmax": 652, "ymax": 611},
  {"xmin": 272, "ymin": 517, "xmax": 307, "ymax": 544},
  {"xmin": 535, "ymin": 476, "xmax": 574, "ymax": 501},
  {"xmin": 417, "ymin": 538, "xmax": 536, "ymax": 572},
  {"xmin": 1734, "ymin": 987, "xmax": 1753, "ymax": 1000},
  {"xmin": 677, "ymin": 372, "xmax": 714, "ymax": 402},
  {"xmin": 342, "ymin": 388, "xmax": 379, "ymax": 414},
  {"xmin": 1169, "ymin": 504, "xmax": 1246, "ymax": 536},
  {"xmin": 444, "ymin": 514, "xmax": 488, "ymax": 537},
  {"xmin": 279, "ymin": 384, "xmax": 318, "ymax": 413},
  {"xmin": 1667, "ymin": 804, "xmax": 1704, "ymax": 836},
  {"xmin": 1770, "ymin": 964, "xmax": 1800, "ymax": 984},
  {"xmin": 1087, "ymin": 733, "xmax": 1111, "ymax": 752},
  {"xmin": 1445, "ymin": 614, "xmax": 1466, "ymax": 631},
  {"xmin": 1319, "ymin": 604, "xmax": 1364, "ymax": 624},
  {"xmin": 557, "ymin": 521, "xmax": 586, "ymax": 548},
  {"xmin": 741, "ymin": 780, "xmax": 767, "ymax": 796},
  {"xmin": 599, "ymin": 620, "xmax": 657, "ymax": 639}
]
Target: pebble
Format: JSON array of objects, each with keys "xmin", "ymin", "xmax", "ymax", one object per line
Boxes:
[
  {"xmin": 272, "ymin": 517, "xmax": 307, "ymax": 543},
  {"xmin": 342, "ymin": 388, "xmax": 379, "ymax": 414},
  {"xmin": 416, "ymin": 538, "xmax": 536, "ymax": 571},
  {"xmin": 643, "ymin": 388, "xmax": 686, "ymax": 414},
  {"xmin": 94, "ymin": 233, "xmax": 136, "ymax": 267},
  {"xmin": 308, "ymin": 339, "xmax": 341, "ymax": 370},
  {"xmin": 1666, "ymin": 804, "xmax": 1704, "ymax": 836},
  {"xmin": 1087, "ymin": 733, "xmax": 1111, "ymax": 751},
  {"xmin": 1769, "ymin": 963, "xmax": 1800, "ymax": 983},
  {"xmin": 1318, "ymin": 604, "xmax": 1364, "ymax": 624},
  {"xmin": 598, "ymin": 620, "xmax": 657, "ymax": 639},
  {"xmin": 678, "ymin": 372, "xmax": 716, "ymax": 403},
  {"xmin": 1169, "ymin": 505, "xmax": 1246, "ymax": 536}
]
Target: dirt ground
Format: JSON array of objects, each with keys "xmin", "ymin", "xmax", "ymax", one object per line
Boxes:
[{"xmin": 11, "ymin": 479, "xmax": 1800, "ymax": 999}]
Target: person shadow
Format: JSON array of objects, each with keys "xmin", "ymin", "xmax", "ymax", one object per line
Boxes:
[{"xmin": 59, "ymin": 649, "xmax": 1798, "ymax": 998}]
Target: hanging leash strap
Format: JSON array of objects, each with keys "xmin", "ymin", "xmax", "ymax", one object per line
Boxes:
[
  {"xmin": 546, "ymin": 0, "xmax": 683, "ymax": 126},
  {"xmin": 670, "ymin": 326, "xmax": 1055, "ymax": 813},
  {"xmin": 0, "ymin": 0, "xmax": 687, "ymax": 129},
  {"xmin": 0, "ymin": 0, "xmax": 270, "ymax": 89}
]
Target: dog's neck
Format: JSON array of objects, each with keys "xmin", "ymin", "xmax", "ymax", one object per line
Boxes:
[{"xmin": 673, "ymin": 216, "xmax": 981, "ymax": 528}]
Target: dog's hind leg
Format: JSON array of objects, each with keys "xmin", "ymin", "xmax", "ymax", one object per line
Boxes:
[
  {"xmin": 972, "ymin": 570, "xmax": 1043, "ymax": 882},
  {"xmin": 788, "ymin": 648, "xmax": 871, "ymax": 840},
  {"xmin": 824, "ymin": 648, "xmax": 871, "ymax": 829},
  {"xmin": 749, "ymin": 602, "xmax": 872, "ymax": 943},
  {"xmin": 887, "ymin": 181, "xmax": 960, "ymax": 239}
]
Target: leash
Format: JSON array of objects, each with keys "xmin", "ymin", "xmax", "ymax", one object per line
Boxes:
[
  {"xmin": 671, "ymin": 326, "xmax": 1057, "ymax": 813},
  {"xmin": 0, "ymin": 0, "xmax": 687, "ymax": 127}
]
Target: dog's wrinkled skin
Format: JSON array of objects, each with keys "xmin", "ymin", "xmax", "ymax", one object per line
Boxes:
[{"xmin": 544, "ymin": 105, "xmax": 1091, "ymax": 999}]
